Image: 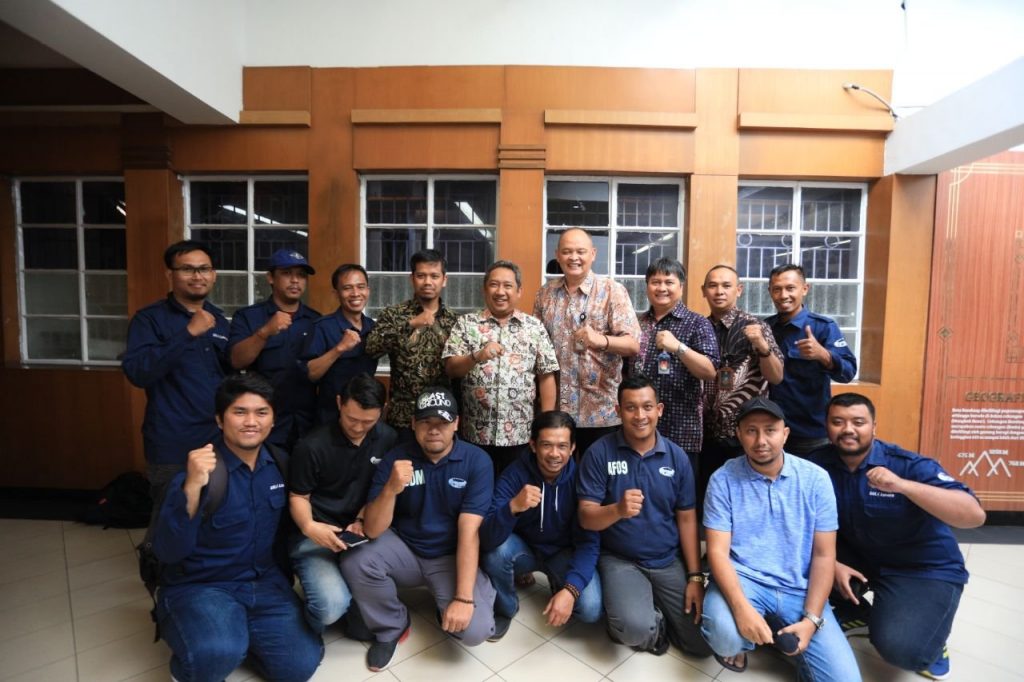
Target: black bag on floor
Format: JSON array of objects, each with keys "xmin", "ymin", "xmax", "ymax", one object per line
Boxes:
[{"xmin": 78, "ymin": 471, "xmax": 152, "ymax": 529}]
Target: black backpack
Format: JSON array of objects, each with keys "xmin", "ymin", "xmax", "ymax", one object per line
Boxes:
[
  {"xmin": 136, "ymin": 444, "xmax": 290, "ymax": 641},
  {"xmin": 78, "ymin": 472, "xmax": 152, "ymax": 529}
]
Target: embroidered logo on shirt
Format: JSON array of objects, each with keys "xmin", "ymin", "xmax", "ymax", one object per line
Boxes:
[
  {"xmin": 448, "ymin": 477, "xmax": 467, "ymax": 489},
  {"xmin": 867, "ymin": 490, "xmax": 896, "ymax": 499},
  {"xmin": 269, "ymin": 483, "xmax": 285, "ymax": 491},
  {"xmin": 658, "ymin": 467, "xmax": 675, "ymax": 477},
  {"xmin": 212, "ymin": 333, "xmax": 229, "ymax": 341},
  {"xmin": 607, "ymin": 461, "xmax": 629, "ymax": 475},
  {"xmin": 833, "ymin": 339, "xmax": 848, "ymax": 347},
  {"xmin": 407, "ymin": 470, "xmax": 425, "ymax": 487},
  {"xmin": 937, "ymin": 472, "xmax": 955, "ymax": 483},
  {"xmin": 370, "ymin": 456, "xmax": 382, "ymax": 465}
]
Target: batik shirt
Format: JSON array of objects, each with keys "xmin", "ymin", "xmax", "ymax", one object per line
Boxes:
[
  {"xmin": 364, "ymin": 298, "xmax": 458, "ymax": 429},
  {"xmin": 631, "ymin": 302, "xmax": 719, "ymax": 452},
  {"xmin": 443, "ymin": 309, "xmax": 559, "ymax": 446},
  {"xmin": 704, "ymin": 308, "xmax": 784, "ymax": 443},
  {"xmin": 534, "ymin": 272, "xmax": 641, "ymax": 428}
]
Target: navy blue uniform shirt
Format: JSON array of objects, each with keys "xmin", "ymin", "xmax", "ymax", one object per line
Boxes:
[
  {"xmin": 302, "ymin": 310, "xmax": 378, "ymax": 425},
  {"xmin": 122, "ymin": 295, "xmax": 229, "ymax": 465},
  {"xmin": 812, "ymin": 439, "xmax": 972, "ymax": 585},
  {"xmin": 368, "ymin": 438, "xmax": 493, "ymax": 559},
  {"xmin": 577, "ymin": 432, "xmax": 696, "ymax": 569},
  {"xmin": 766, "ymin": 306, "xmax": 857, "ymax": 439},
  {"xmin": 480, "ymin": 449, "xmax": 599, "ymax": 594},
  {"xmin": 152, "ymin": 441, "xmax": 290, "ymax": 594},
  {"xmin": 228, "ymin": 298, "xmax": 321, "ymax": 446}
]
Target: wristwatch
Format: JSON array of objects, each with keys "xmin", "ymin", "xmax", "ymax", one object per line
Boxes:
[
  {"xmin": 802, "ymin": 610, "xmax": 825, "ymax": 630},
  {"xmin": 676, "ymin": 341, "xmax": 689, "ymax": 358}
]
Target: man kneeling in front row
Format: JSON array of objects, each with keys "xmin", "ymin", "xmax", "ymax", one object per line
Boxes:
[
  {"xmin": 152, "ymin": 373, "xmax": 322, "ymax": 682},
  {"xmin": 340, "ymin": 387, "xmax": 496, "ymax": 672},
  {"xmin": 480, "ymin": 410, "xmax": 602, "ymax": 639}
]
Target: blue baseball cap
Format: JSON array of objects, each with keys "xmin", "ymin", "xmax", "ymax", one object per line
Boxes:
[{"xmin": 268, "ymin": 249, "xmax": 315, "ymax": 275}]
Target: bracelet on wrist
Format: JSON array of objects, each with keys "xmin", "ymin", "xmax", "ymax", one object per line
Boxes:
[
  {"xmin": 602, "ymin": 334, "xmax": 610, "ymax": 351},
  {"xmin": 452, "ymin": 596, "xmax": 475, "ymax": 605},
  {"xmin": 756, "ymin": 347, "xmax": 771, "ymax": 358},
  {"xmin": 563, "ymin": 583, "xmax": 581, "ymax": 601}
]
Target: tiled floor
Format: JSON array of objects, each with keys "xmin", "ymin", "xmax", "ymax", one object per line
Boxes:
[{"xmin": 1, "ymin": 518, "xmax": 1022, "ymax": 681}]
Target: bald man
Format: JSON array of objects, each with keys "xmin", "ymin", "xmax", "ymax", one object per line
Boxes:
[{"xmin": 534, "ymin": 228, "xmax": 640, "ymax": 456}]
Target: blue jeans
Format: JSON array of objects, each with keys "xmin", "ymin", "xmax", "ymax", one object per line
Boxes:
[
  {"xmin": 837, "ymin": 574, "xmax": 962, "ymax": 671},
  {"xmin": 481, "ymin": 533, "xmax": 602, "ymax": 623},
  {"xmin": 289, "ymin": 535, "xmax": 353, "ymax": 632},
  {"xmin": 157, "ymin": 576, "xmax": 323, "ymax": 682},
  {"xmin": 701, "ymin": 575, "xmax": 860, "ymax": 682}
]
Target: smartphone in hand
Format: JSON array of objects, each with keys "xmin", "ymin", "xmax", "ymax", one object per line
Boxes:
[{"xmin": 337, "ymin": 530, "xmax": 370, "ymax": 547}]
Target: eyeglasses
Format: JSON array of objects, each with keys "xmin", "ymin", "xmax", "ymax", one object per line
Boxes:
[{"xmin": 172, "ymin": 265, "xmax": 215, "ymax": 277}]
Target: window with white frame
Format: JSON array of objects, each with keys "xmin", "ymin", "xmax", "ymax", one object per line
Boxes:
[
  {"xmin": 16, "ymin": 179, "xmax": 127, "ymax": 365},
  {"xmin": 543, "ymin": 177, "xmax": 684, "ymax": 311},
  {"xmin": 361, "ymin": 176, "xmax": 498, "ymax": 318},
  {"xmin": 185, "ymin": 177, "xmax": 309, "ymax": 316},
  {"xmin": 736, "ymin": 182, "xmax": 865, "ymax": 358}
]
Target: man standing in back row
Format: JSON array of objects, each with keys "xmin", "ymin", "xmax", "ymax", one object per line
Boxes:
[
  {"xmin": 765, "ymin": 264, "xmax": 856, "ymax": 456},
  {"xmin": 534, "ymin": 228, "xmax": 640, "ymax": 456},
  {"xmin": 366, "ymin": 250, "xmax": 458, "ymax": 438}
]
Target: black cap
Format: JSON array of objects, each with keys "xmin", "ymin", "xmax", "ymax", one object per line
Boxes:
[
  {"xmin": 413, "ymin": 387, "xmax": 458, "ymax": 423},
  {"xmin": 735, "ymin": 396, "xmax": 786, "ymax": 423}
]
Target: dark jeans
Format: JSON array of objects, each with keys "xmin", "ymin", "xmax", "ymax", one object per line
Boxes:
[
  {"xmin": 831, "ymin": 574, "xmax": 963, "ymax": 671},
  {"xmin": 157, "ymin": 577, "xmax": 323, "ymax": 682}
]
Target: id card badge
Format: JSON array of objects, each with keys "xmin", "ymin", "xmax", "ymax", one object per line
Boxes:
[
  {"xmin": 657, "ymin": 350, "xmax": 672, "ymax": 375},
  {"xmin": 718, "ymin": 366, "xmax": 735, "ymax": 389}
]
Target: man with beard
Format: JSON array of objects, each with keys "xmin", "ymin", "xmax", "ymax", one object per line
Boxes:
[
  {"xmin": 123, "ymin": 240, "xmax": 230, "ymax": 498},
  {"xmin": 444, "ymin": 260, "xmax": 559, "ymax": 473},
  {"xmin": 577, "ymin": 375, "xmax": 711, "ymax": 659},
  {"xmin": 700, "ymin": 397, "xmax": 859, "ymax": 679},
  {"xmin": 229, "ymin": 249, "xmax": 321, "ymax": 449},
  {"xmin": 813, "ymin": 393, "xmax": 985, "ymax": 680},
  {"xmin": 339, "ymin": 387, "xmax": 496, "ymax": 672},
  {"xmin": 304, "ymin": 264, "xmax": 378, "ymax": 426},
  {"xmin": 366, "ymin": 250, "xmax": 459, "ymax": 437},
  {"xmin": 480, "ymin": 410, "xmax": 601, "ymax": 640},
  {"xmin": 151, "ymin": 373, "xmax": 323, "ymax": 682}
]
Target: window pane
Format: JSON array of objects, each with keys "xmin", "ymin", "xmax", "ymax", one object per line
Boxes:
[
  {"xmin": 82, "ymin": 182, "xmax": 126, "ymax": 225},
  {"xmin": 545, "ymin": 229, "xmax": 609, "ymax": 275},
  {"xmin": 367, "ymin": 274, "xmax": 413, "ymax": 318},
  {"xmin": 366, "ymin": 228, "xmax": 426, "ymax": 272},
  {"xmin": 25, "ymin": 317, "xmax": 81, "ymax": 360},
  {"xmin": 736, "ymin": 233, "xmax": 794, "ymax": 279},
  {"xmin": 207, "ymin": 273, "xmax": 249, "ymax": 317},
  {"xmin": 737, "ymin": 186, "xmax": 792, "ymax": 231},
  {"xmin": 85, "ymin": 274, "xmax": 127, "ymax": 316},
  {"xmin": 737, "ymin": 279, "xmax": 777, "ymax": 318},
  {"xmin": 801, "ymin": 188, "xmax": 860, "ymax": 232},
  {"xmin": 254, "ymin": 180, "xmax": 308, "ymax": 225},
  {"xmin": 20, "ymin": 182, "xmax": 75, "ymax": 224},
  {"xmin": 547, "ymin": 181, "xmax": 609, "ymax": 227},
  {"xmin": 616, "ymin": 231, "xmax": 679, "ymax": 276},
  {"xmin": 87, "ymin": 317, "xmax": 128, "ymax": 361},
  {"xmin": 366, "ymin": 180, "xmax": 427, "ymax": 225},
  {"xmin": 190, "ymin": 228, "xmax": 248, "ymax": 271},
  {"xmin": 190, "ymin": 181, "xmax": 247, "ymax": 224},
  {"xmin": 24, "ymin": 272, "xmax": 79, "ymax": 315},
  {"xmin": 84, "ymin": 228, "xmax": 126, "ymax": 270},
  {"xmin": 434, "ymin": 228, "xmax": 494, "ymax": 273},
  {"xmin": 805, "ymin": 282, "xmax": 860, "ymax": 329},
  {"xmin": 434, "ymin": 181, "xmax": 497, "ymax": 225},
  {"xmin": 23, "ymin": 227, "xmax": 77, "ymax": 269},
  {"xmin": 620, "ymin": 277, "xmax": 649, "ymax": 314},
  {"xmin": 800, "ymin": 236, "xmax": 860, "ymax": 280},
  {"xmin": 617, "ymin": 184, "xmax": 679, "ymax": 228},
  {"xmin": 254, "ymin": 228, "xmax": 309, "ymax": 271},
  {"xmin": 443, "ymin": 274, "xmax": 484, "ymax": 315}
]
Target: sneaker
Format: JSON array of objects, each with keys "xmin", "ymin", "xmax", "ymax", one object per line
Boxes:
[
  {"xmin": 341, "ymin": 604, "xmax": 375, "ymax": 642},
  {"xmin": 366, "ymin": 619, "xmax": 411, "ymax": 672},
  {"xmin": 918, "ymin": 644, "xmax": 950, "ymax": 680},
  {"xmin": 839, "ymin": 616, "xmax": 870, "ymax": 638},
  {"xmin": 488, "ymin": 615, "xmax": 512, "ymax": 642}
]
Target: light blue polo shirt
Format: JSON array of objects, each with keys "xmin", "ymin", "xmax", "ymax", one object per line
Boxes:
[{"xmin": 704, "ymin": 453, "xmax": 837, "ymax": 595}]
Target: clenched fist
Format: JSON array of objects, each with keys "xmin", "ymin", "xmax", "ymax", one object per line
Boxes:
[
  {"xmin": 617, "ymin": 488, "xmax": 644, "ymax": 519},
  {"xmin": 385, "ymin": 459, "xmax": 414, "ymax": 494},
  {"xmin": 510, "ymin": 484, "xmax": 542, "ymax": 514},
  {"xmin": 187, "ymin": 309, "xmax": 217, "ymax": 337}
]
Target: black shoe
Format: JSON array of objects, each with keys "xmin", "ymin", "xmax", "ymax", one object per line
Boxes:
[
  {"xmin": 488, "ymin": 615, "xmax": 512, "ymax": 642},
  {"xmin": 341, "ymin": 604, "xmax": 375, "ymax": 642},
  {"xmin": 645, "ymin": 616, "xmax": 670, "ymax": 656},
  {"xmin": 366, "ymin": 618, "xmax": 411, "ymax": 672}
]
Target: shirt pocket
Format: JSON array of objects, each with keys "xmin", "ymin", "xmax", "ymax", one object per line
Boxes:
[{"xmin": 863, "ymin": 493, "xmax": 908, "ymax": 518}]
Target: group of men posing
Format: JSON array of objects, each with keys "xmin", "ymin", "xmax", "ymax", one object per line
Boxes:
[{"xmin": 124, "ymin": 231, "xmax": 985, "ymax": 681}]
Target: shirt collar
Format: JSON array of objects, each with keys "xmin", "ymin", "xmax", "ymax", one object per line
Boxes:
[
  {"xmin": 614, "ymin": 430, "xmax": 669, "ymax": 458},
  {"xmin": 215, "ymin": 439, "xmax": 273, "ymax": 472},
  {"xmin": 166, "ymin": 293, "xmax": 222, "ymax": 317},
  {"xmin": 781, "ymin": 306, "xmax": 810, "ymax": 329},
  {"xmin": 561, "ymin": 271, "xmax": 596, "ymax": 297},
  {"xmin": 715, "ymin": 307, "xmax": 741, "ymax": 329},
  {"xmin": 644, "ymin": 301, "xmax": 689, "ymax": 322},
  {"xmin": 264, "ymin": 297, "xmax": 314, "ymax": 319},
  {"xmin": 480, "ymin": 308, "xmax": 526, "ymax": 325},
  {"xmin": 334, "ymin": 308, "xmax": 369, "ymax": 330},
  {"xmin": 739, "ymin": 452, "xmax": 793, "ymax": 481}
]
